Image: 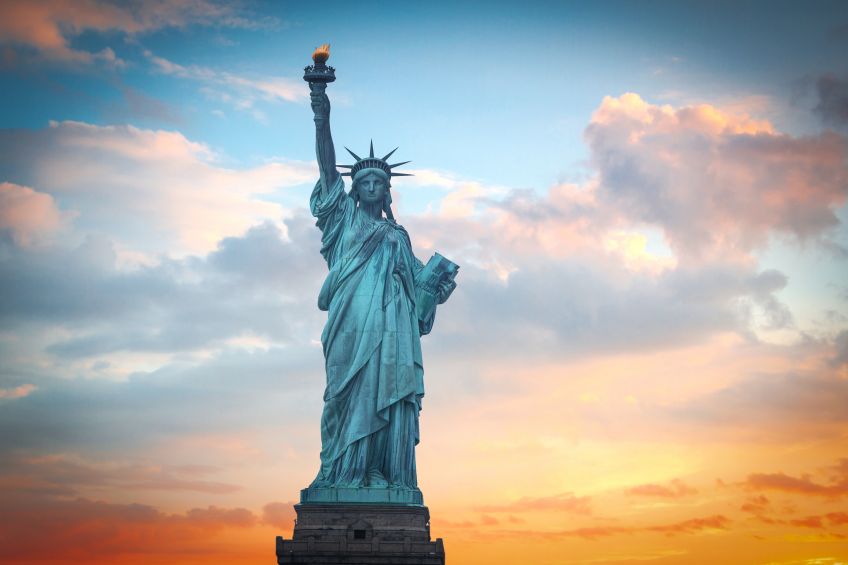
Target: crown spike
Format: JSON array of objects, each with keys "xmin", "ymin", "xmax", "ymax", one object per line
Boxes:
[
  {"xmin": 340, "ymin": 172, "xmax": 353, "ymax": 176},
  {"xmin": 369, "ymin": 140, "xmax": 374, "ymax": 158},
  {"xmin": 338, "ymin": 164, "xmax": 353, "ymax": 169},
  {"xmin": 344, "ymin": 147, "xmax": 362, "ymax": 161},
  {"xmin": 382, "ymin": 147, "xmax": 399, "ymax": 161},
  {"xmin": 389, "ymin": 161, "xmax": 411, "ymax": 168},
  {"xmin": 391, "ymin": 172, "xmax": 413, "ymax": 177}
]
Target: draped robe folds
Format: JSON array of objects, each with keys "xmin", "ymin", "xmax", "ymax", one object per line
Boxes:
[{"xmin": 309, "ymin": 176, "xmax": 432, "ymax": 489}]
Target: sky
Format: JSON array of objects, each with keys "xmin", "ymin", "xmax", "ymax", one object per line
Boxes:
[{"xmin": 1, "ymin": 1, "xmax": 847, "ymax": 564}]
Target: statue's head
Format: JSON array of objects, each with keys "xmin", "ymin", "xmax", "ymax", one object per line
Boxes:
[
  {"xmin": 342, "ymin": 142, "xmax": 411, "ymax": 222},
  {"xmin": 352, "ymin": 168, "xmax": 390, "ymax": 205}
]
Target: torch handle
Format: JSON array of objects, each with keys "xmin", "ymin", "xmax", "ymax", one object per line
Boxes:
[
  {"xmin": 310, "ymin": 83, "xmax": 337, "ymax": 197},
  {"xmin": 309, "ymin": 82, "xmax": 331, "ymax": 122}
]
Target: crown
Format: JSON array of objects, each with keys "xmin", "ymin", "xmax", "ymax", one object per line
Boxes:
[{"xmin": 339, "ymin": 141, "xmax": 412, "ymax": 179}]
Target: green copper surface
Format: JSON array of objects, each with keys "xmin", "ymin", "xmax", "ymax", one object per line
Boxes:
[{"xmin": 304, "ymin": 55, "xmax": 457, "ymax": 505}]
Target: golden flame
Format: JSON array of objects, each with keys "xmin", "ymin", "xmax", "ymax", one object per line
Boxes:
[{"xmin": 312, "ymin": 44, "xmax": 330, "ymax": 64}]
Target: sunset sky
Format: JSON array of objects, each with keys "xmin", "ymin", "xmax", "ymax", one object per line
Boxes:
[{"xmin": 1, "ymin": 1, "xmax": 847, "ymax": 564}]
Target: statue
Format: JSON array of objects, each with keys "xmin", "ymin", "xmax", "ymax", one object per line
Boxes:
[{"xmin": 302, "ymin": 45, "xmax": 458, "ymax": 502}]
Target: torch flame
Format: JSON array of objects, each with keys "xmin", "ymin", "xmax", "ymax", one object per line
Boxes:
[{"xmin": 312, "ymin": 44, "xmax": 330, "ymax": 64}]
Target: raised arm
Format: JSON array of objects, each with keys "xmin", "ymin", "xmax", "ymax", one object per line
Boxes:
[{"xmin": 309, "ymin": 82, "xmax": 339, "ymax": 199}]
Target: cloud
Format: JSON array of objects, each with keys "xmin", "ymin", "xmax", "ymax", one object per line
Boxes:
[
  {"xmin": 643, "ymin": 515, "xmax": 730, "ymax": 536},
  {"xmin": 673, "ymin": 369, "xmax": 848, "ymax": 440},
  {"xmin": 586, "ymin": 93, "xmax": 848, "ymax": 263},
  {"xmin": 0, "ymin": 342, "xmax": 324, "ymax": 457},
  {"xmin": 625, "ymin": 479, "xmax": 697, "ymax": 498},
  {"xmin": 479, "ymin": 514, "xmax": 730, "ymax": 541},
  {"xmin": 424, "ymin": 256, "xmax": 792, "ymax": 363},
  {"xmin": 0, "ymin": 0, "xmax": 276, "ymax": 65},
  {"xmin": 0, "ymin": 493, "xmax": 261, "ymax": 563},
  {"xmin": 475, "ymin": 492, "xmax": 592, "ymax": 515},
  {"xmin": 0, "ymin": 120, "xmax": 314, "ymax": 256},
  {"xmin": 744, "ymin": 459, "xmax": 848, "ymax": 499},
  {"xmin": 261, "ymin": 501, "xmax": 297, "ymax": 529},
  {"xmin": 0, "ymin": 100, "xmax": 825, "ymax": 380},
  {"xmin": 0, "ymin": 452, "xmax": 241, "ymax": 496},
  {"xmin": 740, "ymin": 494, "xmax": 847, "ymax": 531},
  {"xmin": 144, "ymin": 50, "xmax": 307, "ymax": 111},
  {"xmin": 0, "ymin": 384, "xmax": 36, "ymax": 400},
  {"xmin": 814, "ymin": 74, "xmax": 848, "ymax": 128},
  {"xmin": 0, "ymin": 182, "xmax": 67, "ymax": 245},
  {"xmin": 0, "ymin": 218, "xmax": 324, "ymax": 359},
  {"xmin": 104, "ymin": 85, "xmax": 184, "ymax": 126},
  {"xmin": 740, "ymin": 495, "xmax": 771, "ymax": 515},
  {"xmin": 832, "ymin": 329, "xmax": 848, "ymax": 373},
  {"xmin": 396, "ymin": 94, "xmax": 848, "ymax": 358}
]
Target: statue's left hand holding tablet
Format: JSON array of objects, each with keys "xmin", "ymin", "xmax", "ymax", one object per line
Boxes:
[{"xmin": 437, "ymin": 278, "xmax": 457, "ymax": 305}]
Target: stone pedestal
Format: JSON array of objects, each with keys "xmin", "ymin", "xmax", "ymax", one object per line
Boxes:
[{"xmin": 276, "ymin": 503, "xmax": 445, "ymax": 564}]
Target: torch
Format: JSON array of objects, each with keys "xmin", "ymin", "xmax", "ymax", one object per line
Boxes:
[{"xmin": 303, "ymin": 44, "xmax": 335, "ymax": 88}]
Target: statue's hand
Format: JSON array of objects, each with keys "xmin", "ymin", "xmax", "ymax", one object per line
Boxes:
[
  {"xmin": 436, "ymin": 279, "xmax": 456, "ymax": 305},
  {"xmin": 309, "ymin": 83, "xmax": 330, "ymax": 119}
]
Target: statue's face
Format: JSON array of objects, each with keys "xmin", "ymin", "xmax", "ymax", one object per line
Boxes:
[{"xmin": 355, "ymin": 172, "xmax": 388, "ymax": 205}]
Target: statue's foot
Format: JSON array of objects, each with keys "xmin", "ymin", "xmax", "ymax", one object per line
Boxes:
[{"xmin": 366, "ymin": 469, "xmax": 389, "ymax": 488}]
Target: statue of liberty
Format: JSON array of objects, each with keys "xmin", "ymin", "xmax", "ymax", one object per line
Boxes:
[{"xmin": 303, "ymin": 46, "xmax": 457, "ymax": 502}]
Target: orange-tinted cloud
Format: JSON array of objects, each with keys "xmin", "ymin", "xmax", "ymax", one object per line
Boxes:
[
  {"xmin": 644, "ymin": 514, "xmax": 730, "ymax": 536},
  {"xmin": 0, "ymin": 493, "xmax": 260, "ymax": 563},
  {"xmin": 586, "ymin": 93, "xmax": 848, "ymax": 264},
  {"xmin": 745, "ymin": 459, "xmax": 848, "ymax": 498},
  {"xmin": 1, "ymin": 453, "xmax": 241, "ymax": 496},
  {"xmin": 0, "ymin": 0, "xmax": 272, "ymax": 64},
  {"xmin": 0, "ymin": 383, "xmax": 36, "ymax": 400},
  {"xmin": 475, "ymin": 491, "xmax": 592, "ymax": 514},
  {"xmin": 739, "ymin": 509, "xmax": 848, "ymax": 530},
  {"xmin": 740, "ymin": 494, "xmax": 771, "ymax": 514},
  {"xmin": 467, "ymin": 514, "xmax": 730, "ymax": 541},
  {"xmin": 673, "ymin": 370, "xmax": 848, "ymax": 441},
  {"xmin": 261, "ymin": 502, "xmax": 296, "ymax": 530},
  {"xmin": 0, "ymin": 182, "xmax": 65, "ymax": 245},
  {"xmin": 0, "ymin": 121, "xmax": 314, "ymax": 257},
  {"xmin": 626, "ymin": 478, "xmax": 697, "ymax": 498}
]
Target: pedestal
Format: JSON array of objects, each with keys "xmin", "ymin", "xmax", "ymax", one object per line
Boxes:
[{"xmin": 276, "ymin": 503, "xmax": 445, "ymax": 564}]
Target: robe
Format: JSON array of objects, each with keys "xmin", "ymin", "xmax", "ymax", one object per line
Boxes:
[{"xmin": 309, "ymin": 176, "xmax": 431, "ymax": 489}]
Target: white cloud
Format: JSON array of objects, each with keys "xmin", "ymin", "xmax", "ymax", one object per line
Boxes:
[
  {"xmin": 0, "ymin": 182, "xmax": 69, "ymax": 245},
  {"xmin": 0, "ymin": 121, "xmax": 315, "ymax": 257},
  {"xmin": 145, "ymin": 50, "xmax": 306, "ymax": 112},
  {"xmin": 586, "ymin": 93, "xmax": 848, "ymax": 264}
]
